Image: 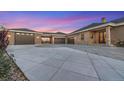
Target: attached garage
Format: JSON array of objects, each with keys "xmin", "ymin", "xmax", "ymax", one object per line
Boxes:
[
  {"xmin": 15, "ymin": 32, "xmax": 34, "ymax": 45},
  {"xmin": 54, "ymin": 38, "xmax": 65, "ymax": 44},
  {"xmin": 67, "ymin": 38, "xmax": 74, "ymax": 44}
]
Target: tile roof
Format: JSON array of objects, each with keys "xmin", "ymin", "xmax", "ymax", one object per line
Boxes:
[
  {"xmin": 42, "ymin": 32, "xmax": 66, "ymax": 35},
  {"xmin": 72, "ymin": 17, "xmax": 124, "ymax": 33},
  {"xmin": 9, "ymin": 28, "xmax": 36, "ymax": 32},
  {"xmin": 110, "ymin": 17, "xmax": 124, "ymax": 23},
  {"xmin": 73, "ymin": 23, "xmax": 104, "ymax": 33},
  {"xmin": 9, "ymin": 28, "xmax": 66, "ymax": 35}
]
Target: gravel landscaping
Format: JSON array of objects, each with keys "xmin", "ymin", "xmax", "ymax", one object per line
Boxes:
[{"xmin": 0, "ymin": 49, "xmax": 28, "ymax": 81}]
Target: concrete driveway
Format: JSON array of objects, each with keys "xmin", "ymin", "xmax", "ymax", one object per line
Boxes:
[{"xmin": 7, "ymin": 45, "xmax": 124, "ymax": 81}]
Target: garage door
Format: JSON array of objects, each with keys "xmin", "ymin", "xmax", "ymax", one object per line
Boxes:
[
  {"xmin": 68, "ymin": 38, "xmax": 74, "ymax": 44},
  {"xmin": 15, "ymin": 33, "xmax": 34, "ymax": 45},
  {"xmin": 54, "ymin": 38, "xmax": 65, "ymax": 44}
]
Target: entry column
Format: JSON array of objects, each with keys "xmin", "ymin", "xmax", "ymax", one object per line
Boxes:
[
  {"xmin": 106, "ymin": 26, "xmax": 111, "ymax": 46},
  {"xmin": 51, "ymin": 36, "xmax": 54, "ymax": 44},
  {"xmin": 65, "ymin": 37, "xmax": 68, "ymax": 44}
]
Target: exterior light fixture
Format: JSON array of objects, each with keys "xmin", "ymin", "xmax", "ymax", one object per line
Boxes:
[
  {"xmin": 30, "ymin": 34, "xmax": 33, "ymax": 36},
  {"xmin": 16, "ymin": 33, "xmax": 20, "ymax": 35},
  {"xmin": 36, "ymin": 36, "xmax": 39, "ymax": 39},
  {"xmin": 21, "ymin": 33, "xmax": 25, "ymax": 35}
]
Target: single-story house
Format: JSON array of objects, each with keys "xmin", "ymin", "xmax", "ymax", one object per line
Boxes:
[
  {"xmin": 67, "ymin": 17, "xmax": 124, "ymax": 46},
  {"xmin": 1, "ymin": 17, "xmax": 124, "ymax": 46},
  {"xmin": 7, "ymin": 28, "xmax": 66, "ymax": 45}
]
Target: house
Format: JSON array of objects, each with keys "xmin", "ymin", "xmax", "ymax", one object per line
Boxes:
[
  {"xmin": 1, "ymin": 17, "xmax": 124, "ymax": 46},
  {"xmin": 67, "ymin": 17, "xmax": 124, "ymax": 46},
  {"xmin": 7, "ymin": 28, "xmax": 67, "ymax": 45}
]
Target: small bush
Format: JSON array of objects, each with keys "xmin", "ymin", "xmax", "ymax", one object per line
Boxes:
[{"xmin": 116, "ymin": 41, "xmax": 124, "ymax": 47}]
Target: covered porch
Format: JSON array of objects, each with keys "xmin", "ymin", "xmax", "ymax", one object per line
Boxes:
[{"xmin": 89, "ymin": 26, "xmax": 112, "ymax": 46}]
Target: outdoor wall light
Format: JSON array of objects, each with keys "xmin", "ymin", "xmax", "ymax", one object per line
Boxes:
[
  {"xmin": 30, "ymin": 34, "xmax": 33, "ymax": 36},
  {"xmin": 21, "ymin": 33, "xmax": 25, "ymax": 35},
  {"xmin": 16, "ymin": 33, "xmax": 20, "ymax": 35},
  {"xmin": 36, "ymin": 36, "xmax": 39, "ymax": 39}
]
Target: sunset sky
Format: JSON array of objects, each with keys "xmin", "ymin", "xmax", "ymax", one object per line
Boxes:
[{"xmin": 0, "ymin": 11, "xmax": 124, "ymax": 33}]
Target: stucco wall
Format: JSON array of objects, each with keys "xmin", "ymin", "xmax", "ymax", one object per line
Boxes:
[
  {"xmin": 74, "ymin": 33, "xmax": 83, "ymax": 44},
  {"xmin": 35, "ymin": 33, "xmax": 42, "ymax": 44},
  {"xmin": 111, "ymin": 25, "xmax": 124, "ymax": 45},
  {"xmin": 8, "ymin": 32, "xmax": 15, "ymax": 45},
  {"xmin": 88, "ymin": 32, "xmax": 95, "ymax": 44},
  {"xmin": 69, "ymin": 31, "xmax": 93, "ymax": 45},
  {"xmin": 94, "ymin": 32, "xmax": 99, "ymax": 44},
  {"xmin": 75, "ymin": 31, "xmax": 94, "ymax": 44},
  {"xmin": 68, "ymin": 31, "xmax": 94, "ymax": 45}
]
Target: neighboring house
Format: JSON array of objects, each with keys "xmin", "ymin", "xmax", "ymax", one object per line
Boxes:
[
  {"xmin": 7, "ymin": 28, "xmax": 67, "ymax": 45},
  {"xmin": 68, "ymin": 17, "xmax": 124, "ymax": 46}
]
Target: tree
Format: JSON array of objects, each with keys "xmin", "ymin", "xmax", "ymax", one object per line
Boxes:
[{"xmin": 0, "ymin": 27, "xmax": 9, "ymax": 50}]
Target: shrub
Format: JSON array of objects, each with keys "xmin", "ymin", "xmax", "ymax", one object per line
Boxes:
[
  {"xmin": 0, "ymin": 27, "xmax": 9, "ymax": 50},
  {"xmin": 0, "ymin": 26, "xmax": 10, "ymax": 80},
  {"xmin": 116, "ymin": 40, "xmax": 124, "ymax": 47},
  {"xmin": 0, "ymin": 50, "xmax": 11, "ymax": 80}
]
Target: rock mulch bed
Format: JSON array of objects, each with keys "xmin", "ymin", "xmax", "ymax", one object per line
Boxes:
[{"xmin": 0, "ymin": 50, "xmax": 28, "ymax": 81}]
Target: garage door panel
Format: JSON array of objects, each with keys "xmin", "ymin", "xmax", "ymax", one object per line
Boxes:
[
  {"xmin": 68, "ymin": 38, "xmax": 74, "ymax": 44},
  {"xmin": 54, "ymin": 38, "xmax": 65, "ymax": 44},
  {"xmin": 15, "ymin": 33, "xmax": 34, "ymax": 45}
]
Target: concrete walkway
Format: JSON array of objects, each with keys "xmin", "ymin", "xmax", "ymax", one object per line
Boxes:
[{"xmin": 7, "ymin": 45, "xmax": 124, "ymax": 81}]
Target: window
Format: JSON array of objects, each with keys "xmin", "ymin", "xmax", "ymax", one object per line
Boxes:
[{"xmin": 81, "ymin": 33, "xmax": 84, "ymax": 40}]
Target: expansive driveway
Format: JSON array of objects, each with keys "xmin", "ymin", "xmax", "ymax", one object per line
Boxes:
[{"xmin": 7, "ymin": 45, "xmax": 124, "ymax": 81}]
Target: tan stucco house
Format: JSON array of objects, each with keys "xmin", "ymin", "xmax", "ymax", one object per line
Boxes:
[
  {"xmin": 67, "ymin": 17, "xmax": 124, "ymax": 46},
  {"xmin": 7, "ymin": 28, "xmax": 66, "ymax": 45},
  {"xmin": 1, "ymin": 17, "xmax": 124, "ymax": 46}
]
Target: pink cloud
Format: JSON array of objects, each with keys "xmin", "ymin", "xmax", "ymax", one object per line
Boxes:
[
  {"xmin": 39, "ymin": 16, "xmax": 98, "ymax": 25},
  {"xmin": 5, "ymin": 15, "xmax": 98, "ymax": 28},
  {"xmin": 32, "ymin": 25, "xmax": 78, "ymax": 33},
  {"xmin": 1, "ymin": 14, "xmax": 100, "ymax": 33}
]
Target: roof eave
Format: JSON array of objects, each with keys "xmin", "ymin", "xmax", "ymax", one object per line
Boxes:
[
  {"xmin": 115, "ymin": 22, "xmax": 124, "ymax": 26},
  {"xmin": 9, "ymin": 30, "xmax": 37, "ymax": 33},
  {"xmin": 69, "ymin": 22, "xmax": 116, "ymax": 35}
]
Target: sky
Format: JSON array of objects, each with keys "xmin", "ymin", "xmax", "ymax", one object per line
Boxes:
[{"xmin": 0, "ymin": 11, "xmax": 124, "ymax": 33}]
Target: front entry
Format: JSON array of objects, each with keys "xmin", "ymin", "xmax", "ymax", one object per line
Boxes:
[
  {"xmin": 99, "ymin": 32, "xmax": 106, "ymax": 43},
  {"xmin": 41, "ymin": 37, "xmax": 52, "ymax": 44}
]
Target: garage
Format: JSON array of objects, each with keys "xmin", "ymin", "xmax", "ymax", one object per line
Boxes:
[
  {"xmin": 54, "ymin": 38, "xmax": 65, "ymax": 44},
  {"xmin": 15, "ymin": 32, "xmax": 34, "ymax": 45},
  {"xmin": 67, "ymin": 38, "xmax": 74, "ymax": 44}
]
